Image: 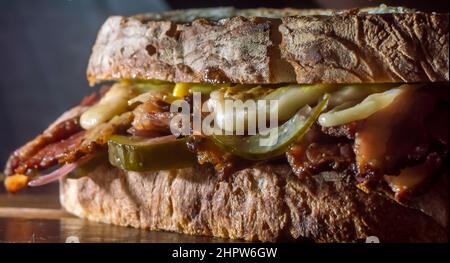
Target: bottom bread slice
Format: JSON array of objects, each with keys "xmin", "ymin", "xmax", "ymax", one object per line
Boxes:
[{"xmin": 59, "ymin": 163, "xmax": 447, "ymax": 242}]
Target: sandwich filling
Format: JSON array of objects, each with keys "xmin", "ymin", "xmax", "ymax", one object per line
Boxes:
[{"xmin": 4, "ymin": 81, "xmax": 448, "ymax": 204}]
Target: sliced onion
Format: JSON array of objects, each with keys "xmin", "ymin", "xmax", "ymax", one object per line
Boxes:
[
  {"xmin": 28, "ymin": 156, "xmax": 94, "ymax": 187},
  {"xmin": 28, "ymin": 163, "xmax": 78, "ymax": 187},
  {"xmin": 208, "ymin": 84, "xmax": 336, "ymax": 133},
  {"xmin": 263, "ymin": 84, "xmax": 337, "ymax": 121},
  {"xmin": 318, "ymin": 86, "xmax": 410, "ymax": 127},
  {"xmin": 210, "ymin": 94, "xmax": 329, "ymax": 160},
  {"xmin": 327, "ymin": 84, "xmax": 395, "ymax": 108}
]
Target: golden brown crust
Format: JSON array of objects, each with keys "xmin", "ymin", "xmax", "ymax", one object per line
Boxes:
[
  {"xmin": 87, "ymin": 16, "xmax": 276, "ymax": 85},
  {"xmin": 87, "ymin": 8, "xmax": 449, "ymax": 85},
  {"xmin": 280, "ymin": 13, "xmax": 449, "ymax": 83},
  {"xmin": 60, "ymin": 163, "xmax": 447, "ymax": 242}
]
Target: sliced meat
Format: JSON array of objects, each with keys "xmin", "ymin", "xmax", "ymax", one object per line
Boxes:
[
  {"xmin": 4, "ymin": 86, "xmax": 125, "ymax": 178},
  {"xmin": 63, "ymin": 112, "xmax": 134, "ymax": 162},
  {"xmin": 130, "ymin": 98, "xmax": 172, "ymax": 137},
  {"xmin": 287, "ymin": 141, "xmax": 355, "ymax": 178},
  {"xmin": 383, "ymin": 152, "xmax": 444, "ymax": 201},
  {"xmin": 287, "ymin": 123, "xmax": 355, "ymax": 177},
  {"xmin": 354, "ymin": 86, "xmax": 447, "ymax": 179},
  {"xmin": 130, "ymin": 111, "xmax": 173, "ymax": 136},
  {"xmin": 186, "ymin": 135, "xmax": 249, "ymax": 176},
  {"xmin": 4, "ymin": 106, "xmax": 85, "ymax": 175},
  {"xmin": 322, "ymin": 121, "xmax": 358, "ymax": 140},
  {"xmin": 14, "ymin": 131, "xmax": 86, "ymax": 174}
]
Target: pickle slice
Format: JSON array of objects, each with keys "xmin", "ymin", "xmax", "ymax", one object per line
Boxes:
[
  {"xmin": 108, "ymin": 135, "xmax": 197, "ymax": 172},
  {"xmin": 210, "ymin": 94, "xmax": 329, "ymax": 161}
]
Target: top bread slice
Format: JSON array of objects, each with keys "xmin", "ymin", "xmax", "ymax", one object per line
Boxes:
[{"xmin": 87, "ymin": 7, "xmax": 449, "ymax": 85}]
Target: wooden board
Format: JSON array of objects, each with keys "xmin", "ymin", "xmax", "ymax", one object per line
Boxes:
[{"xmin": 0, "ymin": 183, "xmax": 234, "ymax": 243}]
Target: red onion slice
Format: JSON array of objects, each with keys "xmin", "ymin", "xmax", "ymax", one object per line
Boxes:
[
  {"xmin": 28, "ymin": 155, "xmax": 94, "ymax": 187},
  {"xmin": 28, "ymin": 163, "xmax": 78, "ymax": 187}
]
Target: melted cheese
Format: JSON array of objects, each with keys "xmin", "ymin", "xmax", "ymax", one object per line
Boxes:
[
  {"xmin": 80, "ymin": 83, "xmax": 136, "ymax": 130},
  {"xmin": 318, "ymin": 86, "xmax": 406, "ymax": 127},
  {"xmin": 208, "ymin": 84, "xmax": 337, "ymax": 132}
]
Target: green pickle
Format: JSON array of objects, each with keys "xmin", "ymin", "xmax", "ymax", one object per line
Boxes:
[
  {"xmin": 108, "ymin": 135, "xmax": 197, "ymax": 172},
  {"xmin": 210, "ymin": 94, "xmax": 330, "ymax": 161}
]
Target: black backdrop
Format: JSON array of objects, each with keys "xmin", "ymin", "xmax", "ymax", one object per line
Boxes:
[{"xmin": 0, "ymin": 0, "xmax": 448, "ymax": 168}]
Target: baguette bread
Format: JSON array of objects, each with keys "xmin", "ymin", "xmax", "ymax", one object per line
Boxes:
[
  {"xmin": 87, "ymin": 7, "xmax": 449, "ymax": 85},
  {"xmin": 60, "ymin": 162, "xmax": 448, "ymax": 242}
]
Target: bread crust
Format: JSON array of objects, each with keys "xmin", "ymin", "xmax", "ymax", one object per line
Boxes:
[
  {"xmin": 87, "ymin": 8, "xmax": 449, "ymax": 85},
  {"xmin": 281, "ymin": 13, "xmax": 449, "ymax": 83},
  {"xmin": 60, "ymin": 163, "xmax": 447, "ymax": 242}
]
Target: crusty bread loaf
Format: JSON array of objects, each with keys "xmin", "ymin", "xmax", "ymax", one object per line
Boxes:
[
  {"xmin": 87, "ymin": 7, "xmax": 449, "ymax": 85},
  {"xmin": 59, "ymin": 162, "xmax": 447, "ymax": 242}
]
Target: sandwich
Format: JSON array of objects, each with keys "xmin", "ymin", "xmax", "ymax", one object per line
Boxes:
[{"xmin": 3, "ymin": 6, "xmax": 449, "ymax": 242}]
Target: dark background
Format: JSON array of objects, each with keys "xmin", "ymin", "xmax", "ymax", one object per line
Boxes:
[{"xmin": 0, "ymin": 0, "xmax": 448, "ymax": 169}]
